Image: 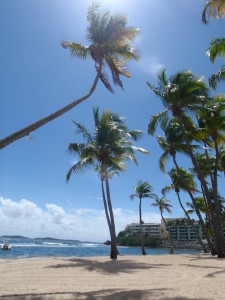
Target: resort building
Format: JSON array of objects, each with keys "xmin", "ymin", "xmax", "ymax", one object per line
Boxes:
[
  {"xmin": 125, "ymin": 223, "xmax": 161, "ymax": 238},
  {"xmin": 125, "ymin": 218, "xmax": 206, "ymax": 241},
  {"xmin": 161, "ymin": 218, "xmax": 206, "ymax": 241}
]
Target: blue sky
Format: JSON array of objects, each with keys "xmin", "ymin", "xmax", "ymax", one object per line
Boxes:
[{"xmin": 0, "ymin": 0, "xmax": 224, "ymax": 242}]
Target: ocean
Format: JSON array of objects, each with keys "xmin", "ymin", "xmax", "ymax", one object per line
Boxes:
[{"xmin": 0, "ymin": 237, "xmax": 200, "ymax": 259}]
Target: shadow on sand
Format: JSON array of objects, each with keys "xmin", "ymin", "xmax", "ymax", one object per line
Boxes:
[
  {"xmin": 45, "ymin": 258, "xmax": 172, "ymax": 275},
  {"xmin": 0, "ymin": 289, "xmax": 211, "ymax": 300}
]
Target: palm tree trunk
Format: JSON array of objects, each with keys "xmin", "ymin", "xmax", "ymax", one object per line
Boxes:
[
  {"xmin": 104, "ymin": 168, "xmax": 117, "ymax": 259},
  {"xmin": 203, "ymin": 141, "xmax": 214, "ymax": 187},
  {"xmin": 176, "ymin": 191, "xmax": 208, "ymax": 253},
  {"xmin": 161, "ymin": 212, "xmax": 173, "ymax": 254},
  {"xmin": 101, "ymin": 178, "xmax": 112, "ymax": 234},
  {"xmin": 0, "ymin": 64, "xmax": 102, "ymax": 150},
  {"xmin": 178, "ymin": 117, "xmax": 225, "ymax": 257},
  {"xmin": 101, "ymin": 178, "xmax": 119, "ymax": 256},
  {"xmin": 139, "ymin": 197, "xmax": 146, "ymax": 255},
  {"xmin": 172, "ymin": 154, "xmax": 216, "ymax": 255},
  {"xmin": 201, "ymin": 184, "xmax": 217, "ymax": 252}
]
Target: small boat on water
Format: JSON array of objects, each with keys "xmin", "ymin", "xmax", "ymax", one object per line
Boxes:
[{"xmin": 1, "ymin": 243, "xmax": 11, "ymax": 250}]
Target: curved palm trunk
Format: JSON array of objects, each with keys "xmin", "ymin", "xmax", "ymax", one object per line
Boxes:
[
  {"xmin": 139, "ymin": 197, "xmax": 146, "ymax": 255},
  {"xmin": 101, "ymin": 178, "xmax": 119, "ymax": 256},
  {"xmin": 178, "ymin": 117, "xmax": 225, "ymax": 257},
  {"xmin": 0, "ymin": 64, "xmax": 102, "ymax": 150},
  {"xmin": 172, "ymin": 154, "xmax": 216, "ymax": 255},
  {"xmin": 104, "ymin": 169, "xmax": 117, "ymax": 259},
  {"xmin": 161, "ymin": 212, "xmax": 173, "ymax": 254},
  {"xmin": 176, "ymin": 191, "xmax": 208, "ymax": 253}
]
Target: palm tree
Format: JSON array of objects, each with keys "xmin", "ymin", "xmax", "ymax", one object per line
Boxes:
[
  {"xmin": 207, "ymin": 39, "xmax": 225, "ymax": 89},
  {"xmin": 0, "ymin": 3, "xmax": 139, "ymax": 150},
  {"xmin": 202, "ymin": 0, "xmax": 225, "ymax": 24},
  {"xmin": 67, "ymin": 107, "xmax": 149, "ymax": 259},
  {"xmin": 162, "ymin": 168, "xmax": 208, "ymax": 253},
  {"xmin": 151, "ymin": 196, "xmax": 174, "ymax": 254},
  {"xmin": 130, "ymin": 181, "xmax": 155, "ymax": 255},
  {"xmin": 147, "ymin": 70, "xmax": 225, "ymax": 257}
]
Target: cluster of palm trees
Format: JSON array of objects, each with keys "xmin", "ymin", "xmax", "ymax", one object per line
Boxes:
[{"xmin": 147, "ymin": 69, "xmax": 225, "ymax": 257}]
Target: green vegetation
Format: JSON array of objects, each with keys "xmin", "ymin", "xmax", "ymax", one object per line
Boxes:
[{"xmin": 116, "ymin": 231, "xmax": 162, "ymax": 248}]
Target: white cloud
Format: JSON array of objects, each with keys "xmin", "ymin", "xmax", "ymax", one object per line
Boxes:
[
  {"xmin": 0, "ymin": 196, "xmax": 161, "ymax": 242},
  {"xmin": 138, "ymin": 55, "xmax": 164, "ymax": 76}
]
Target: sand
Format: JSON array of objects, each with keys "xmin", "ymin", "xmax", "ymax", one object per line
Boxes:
[{"xmin": 0, "ymin": 254, "xmax": 224, "ymax": 299}]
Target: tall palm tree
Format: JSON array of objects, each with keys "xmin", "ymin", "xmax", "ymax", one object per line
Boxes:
[
  {"xmin": 130, "ymin": 181, "xmax": 155, "ymax": 255},
  {"xmin": 202, "ymin": 0, "xmax": 225, "ymax": 24},
  {"xmin": 0, "ymin": 3, "xmax": 139, "ymax": 150},
  {"xmin": 67, "ymin": 108, "xmax": 149, "ymax": 259},
  {"xmin": 147, "ymin": 70, "xmax": 225, "ymax": 257},
  {"xmin": 162, "ymin": 168, "xmax": 208, "ymax": 253},
  {"xmin": 151, "ymin": 196, "xmax": 174, "ymax": 254}
]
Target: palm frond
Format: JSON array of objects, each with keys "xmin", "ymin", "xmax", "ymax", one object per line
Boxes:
[
  {"xmin": 148, "ymin": 110, "xmax": 169, "ymax": 136},
  {"xmin": 207, "ymin": 38, "xmax": 225, "ymax": 63},
  {"xmin": 159, "ymin": 150, "xmax": 169, "ymax": 173},
  {"xmin": 61, "ymin": 42, "xmax": 90, "ymax": 59},
  {"xmin": 202, "ymin": 1, "xmax": 225, "ymax": 24},
  {"xmin": 161, "ymin": 184, "xmax": 174, "ymax": 195},
  {"xmin": 66, "ymin": 157, "xmax": 94, "ymax": 182},
  {"xmin": 209, "ymin": 65, "xmax": 225, "ymax": 89},
  {"xmin": 71, "ymin": 120, "xmax": 94, "ymax": 143}
]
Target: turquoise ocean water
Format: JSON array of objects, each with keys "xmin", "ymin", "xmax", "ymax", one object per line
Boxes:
[{"xmin": 0, "ymin": 237, "xmax": 199, "ymax": 259}]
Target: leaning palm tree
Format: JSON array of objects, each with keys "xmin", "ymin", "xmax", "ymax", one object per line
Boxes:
[
  {"xmin": 202, "ymin": 0, "xmax": 225, "ymax": 24},
  {"xmin": 0, "ymin": 3, "xmax": 139, "ymax": 150},
  {"xmin": 130, "ymin": 181, "xmax": 155, "ymax": 255},
  {"xmin": 67, "ymin": 107, "xmax": 149, "ymax": 259},
  {"xmin": 162, "ymin": 168, "xmax": 208, "ymax": 253},
  {"xmin": 151, "ymin": 195, "xmax": 174, "ymax": 254}
]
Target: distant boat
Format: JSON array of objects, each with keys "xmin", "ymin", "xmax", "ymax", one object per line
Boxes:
[{"xmin": 1, "ymin": 243, "xmax": 11, "ymax": 250}]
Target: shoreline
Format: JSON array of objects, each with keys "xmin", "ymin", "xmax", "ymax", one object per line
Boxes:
[{"xmin": 0, "ymin": 253, "xmax": 224, "ymax": 299}]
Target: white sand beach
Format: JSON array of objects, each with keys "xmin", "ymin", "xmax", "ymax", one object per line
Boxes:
[{"xmin": 0, "ymin": 254, "xmax": 225, "ymax": 299}]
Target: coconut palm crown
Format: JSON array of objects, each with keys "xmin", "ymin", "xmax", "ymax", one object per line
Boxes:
[
  {"xmin": 62, "ymin": 3, "xmax": 140, "ymax": 93},
  {"xmin": 130, "ymin": 181, "xmax": 155, "ymax": 201},
  {"xmin": 147, "ymin": 70, "xmax": 208, "ymax": 136},
  {"xmin": 66, "ymin": 108, "xmax": 148, "ymax": 181}
]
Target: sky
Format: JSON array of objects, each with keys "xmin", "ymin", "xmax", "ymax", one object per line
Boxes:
[{"xmin": 0, "ymin": 0, "xmax": 224, "ymax": 242}]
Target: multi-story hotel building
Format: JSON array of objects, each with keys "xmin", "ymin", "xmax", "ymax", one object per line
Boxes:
[
  {"xmin": 125, "ymin": 218, "xmax": 206, "ymax": 241},
  {"xmin": 125, "ymin": 223, "xmax": 162, "ymax": 238}
]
